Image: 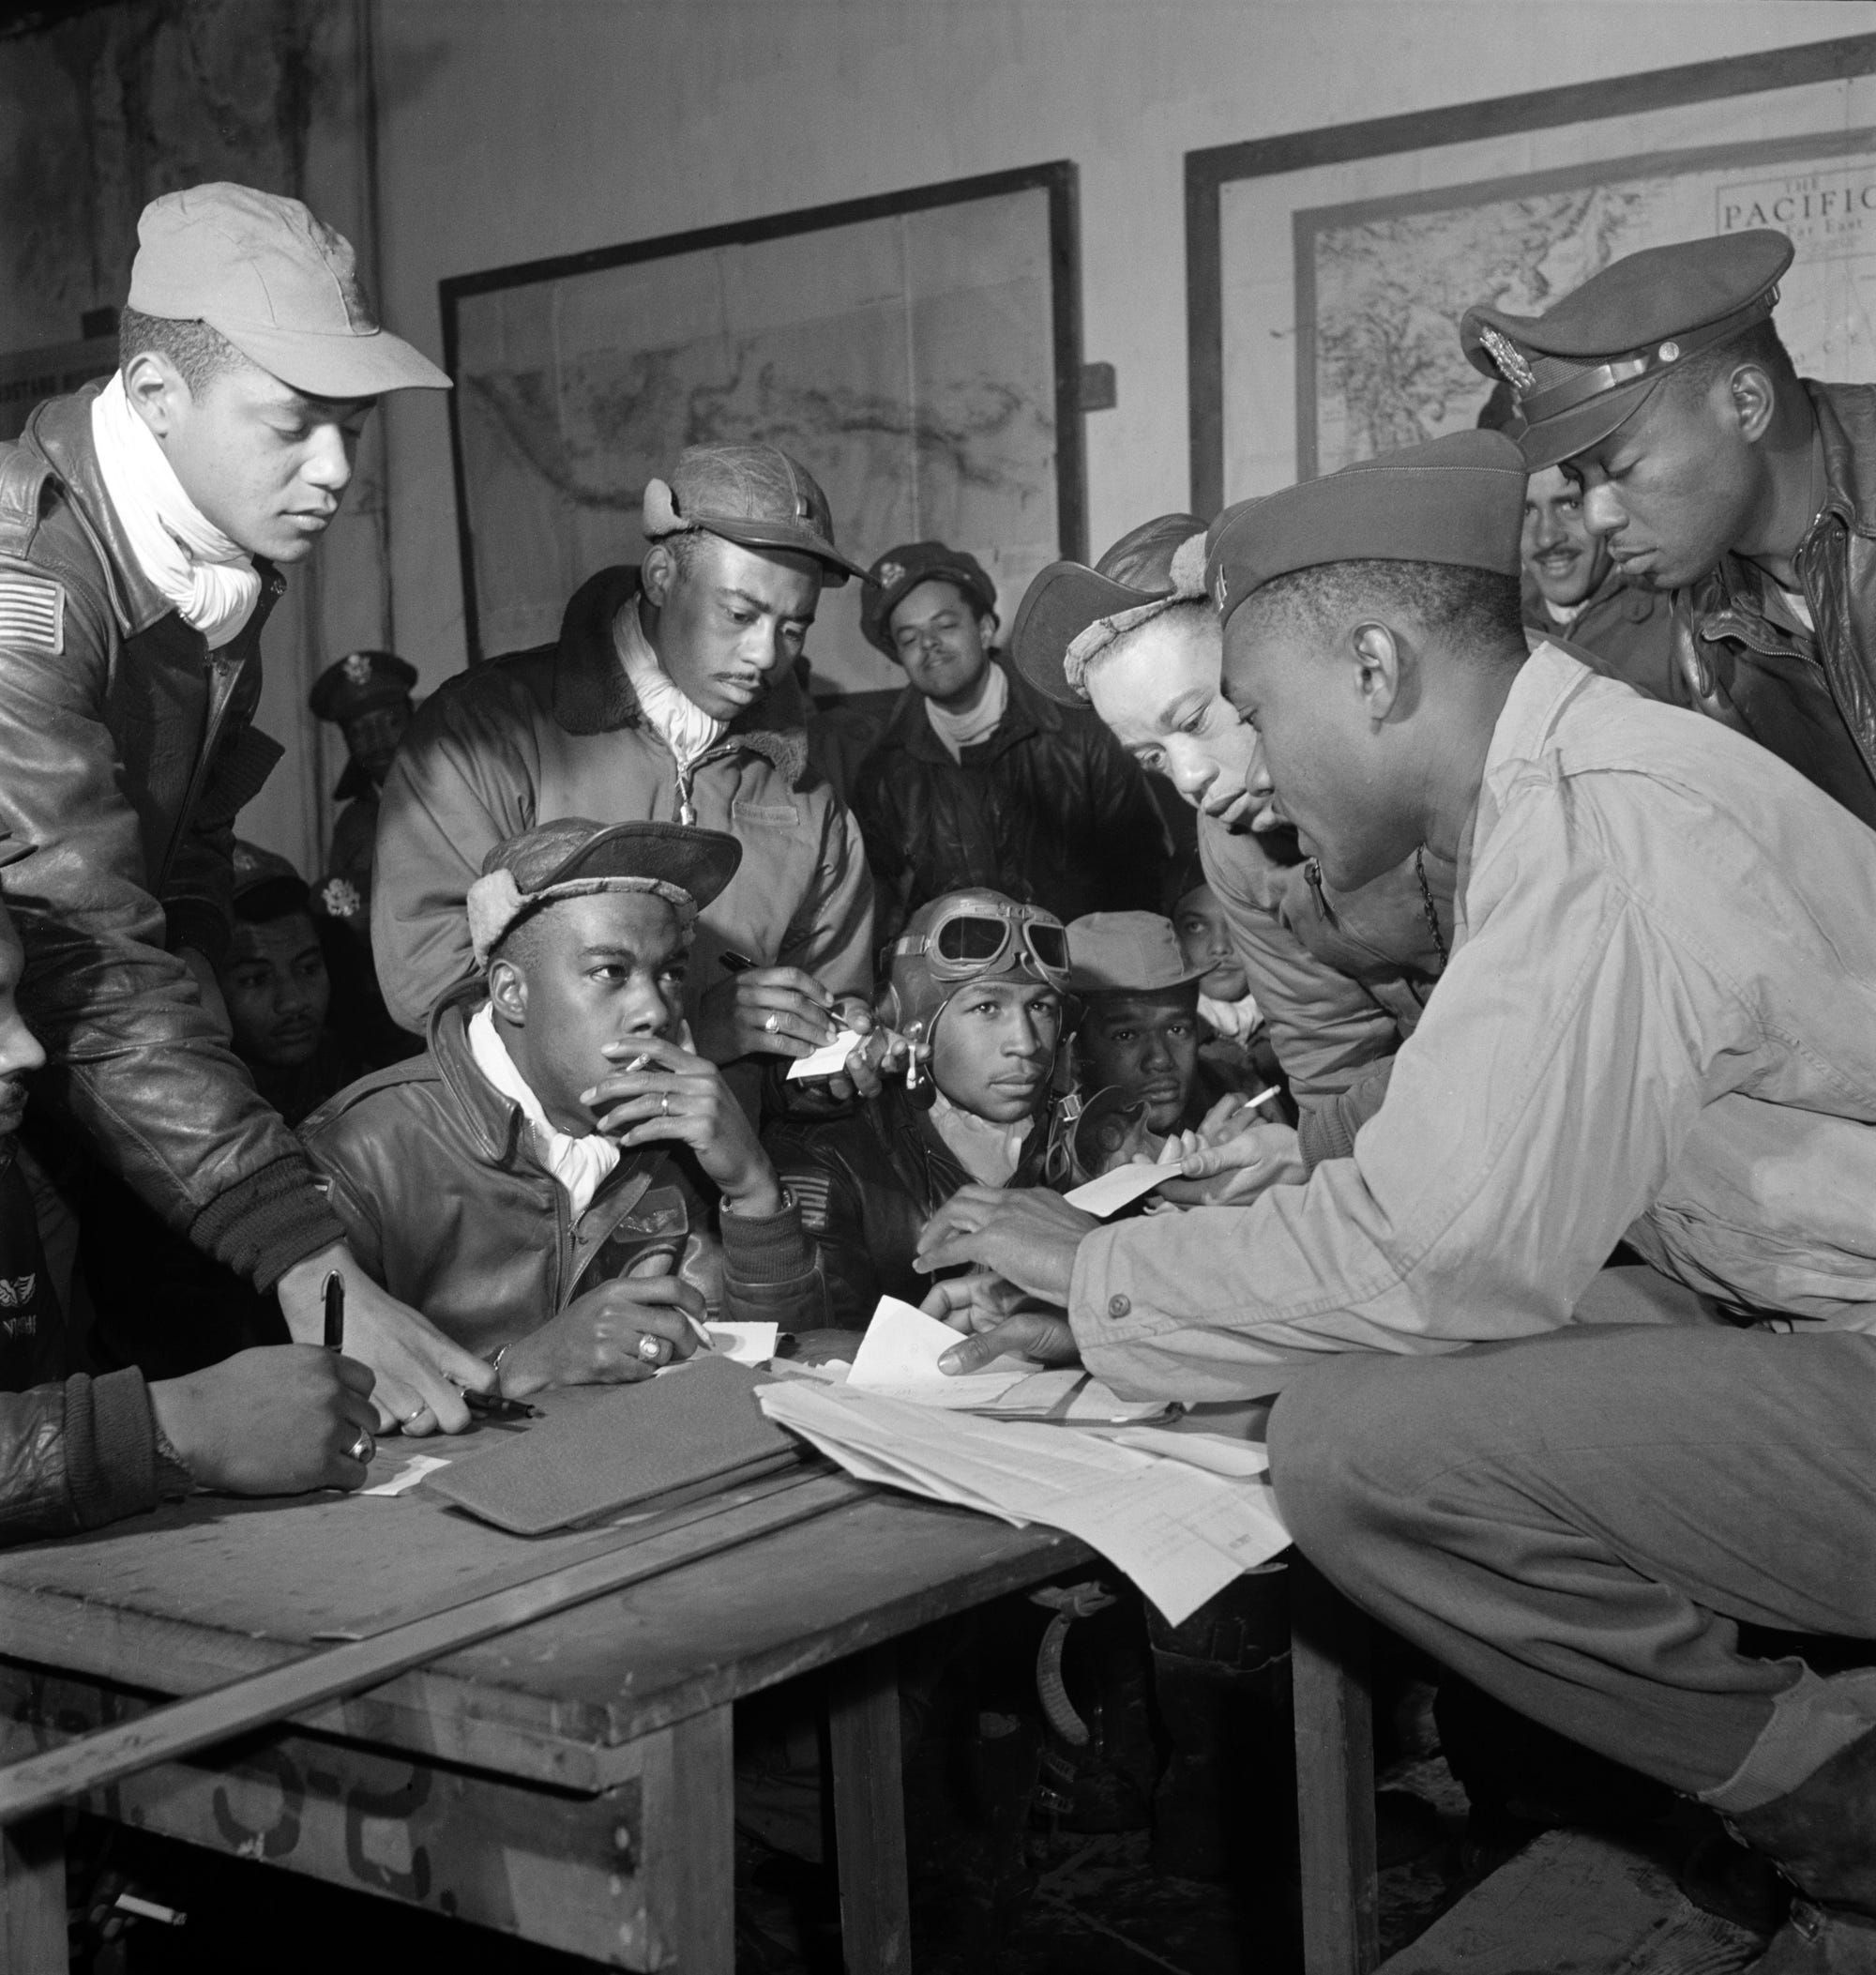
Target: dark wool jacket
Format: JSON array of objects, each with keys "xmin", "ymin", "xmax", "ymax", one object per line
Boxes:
[
  {"xmin": 763, "ymin": 1077, "xmax": 1068, "ymax": 1329},
  {"xmin": 372, "ymin": 566, "xmax": 874, "ymax": 1035},
  {"xmin": 302, "ymin": 992, "xmax": 821, "ymax": 1362},
  {"xmin": 1522, "ymin": 564, "xmax": 1677, "ymax": 706},
  {"xmin": 1673, "ymin": 382, "xmax": 1876, "ymax": 832},
  {"xmin": 0, "ymin": 385, "xmax": 340, "ymax": 1288},
  {"xmin": 849, "ymin": 658, "xmax": 1172, "ymax": 941}
]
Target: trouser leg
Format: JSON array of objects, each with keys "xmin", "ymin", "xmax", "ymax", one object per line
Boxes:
[{"xmin": 1267, "ymin": 1325, "xmax": 1876, "ymax": 1805}]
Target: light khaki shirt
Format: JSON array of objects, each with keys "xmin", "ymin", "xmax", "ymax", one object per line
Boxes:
[{"xmin": 1072, "ymin": 643, "xmax": 1876, "ymax": 1400}]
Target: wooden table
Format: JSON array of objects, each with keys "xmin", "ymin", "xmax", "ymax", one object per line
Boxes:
[{"xmin": 0, "ymin": 1463, "xmax": 1093, "ymax": 1973}]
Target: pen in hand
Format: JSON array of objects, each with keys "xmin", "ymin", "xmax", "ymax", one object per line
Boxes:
[{"xmin": 322, "ymin": 1269, "xmax": 344, "ymax": 1353}]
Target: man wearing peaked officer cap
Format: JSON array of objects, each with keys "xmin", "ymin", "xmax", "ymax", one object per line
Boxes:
[
  {"xmin": 306, "ymin": 818, "xmax": 819, "ymax": 1385},
  {"xmin": 0, "ymin": 181, "xmax": 494, "ymax": 1437},
  {"xmin": 373, "ymin": 441, "xmax": 878, "ymax": 1113},
  {"xmin": 308, "ymin": 647, "xmax": 419, "ymax": 937},
  {"xmin": 918, "ymin": 430, "xmax": 1876, "ymax": 1967},
  {"xmin": 847, "ymin": 537, "xmax": 1169, "ymax": 943},
  {"xmin": 1463, "ymin": 228, "xmax": 1876, "ymax": 832}
]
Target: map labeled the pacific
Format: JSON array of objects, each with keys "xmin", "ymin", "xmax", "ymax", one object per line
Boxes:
[
  {"xmin": 452, "ymin": 189, "xmax": 1060, "ymax": 679},
  {"xmin": 1301, "ymin": 135, "xmax": 1876, "ymax": 476}
]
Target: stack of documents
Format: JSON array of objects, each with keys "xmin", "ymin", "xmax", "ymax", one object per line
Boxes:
[
  {"xmin": 758, "ymin": 1368, "xmax": 1291, "ymax": 1625},
  {"xmin": 846, "ymin": 1298, "xmax": 1166, "ymax": 1420}
]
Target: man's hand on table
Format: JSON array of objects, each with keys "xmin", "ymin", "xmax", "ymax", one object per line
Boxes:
[
  {"xmin": 150, "ymin": 1345, "xmax": 379, "ymax": 1494},
  {"xmin": 921, "ymin": 1272, "xmax": 1081, "ymax": 1375},
  {"xmin": 913, "ymin": 1184, "xmax": 1097, "ymax": 1306},
  {"xmin": 494, "ymin": 1255, "xmax": 704, "ymax": 1397},
  {"xmin": 278, "ymin": 1244, "xmax": 496, "ymax": 1436}
]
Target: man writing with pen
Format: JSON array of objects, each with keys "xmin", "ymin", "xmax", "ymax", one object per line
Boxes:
[{"xmin": 301, "ymin": 820, "xmax": 824, "ymax": 1393}]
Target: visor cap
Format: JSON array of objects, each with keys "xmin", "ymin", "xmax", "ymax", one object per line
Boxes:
[
  {"xmin": 1460, "ymin": 229, "xmax": 1793, "ymax": 470},
  {"xmin": 642, "ymin": 444, "xmax": 864, "ymax": 585},
  {"xmin": 129, "ymin": 183, "xmax": 450, "ymax": 400},
  {"xmin": 308, "ymin": 648, "xmax": 418, "ymax": 723},
  {"xmin": 1205, "ymin": 430, "xmax": 1525, "ymax": 630},
  {"xmin": 860, "ymin": 541, "xmax": 997, "ymax": 656}
]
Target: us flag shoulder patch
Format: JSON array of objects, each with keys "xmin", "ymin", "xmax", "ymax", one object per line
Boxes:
[{"xmin": 0, "ymin": 574, "xmax": 63, "ymax": 655}]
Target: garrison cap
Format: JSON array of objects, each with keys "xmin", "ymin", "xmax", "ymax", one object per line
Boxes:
[
  {"xmin": 860, "ymin": 541, "xmax": 997, "ymax": 657},
  {"xmin": 642, "ymin": 444, "xmax": 864, "ymax": 585},
  {"xmin": 1205, "ymin": 430, "xmax": 1525, "ymax": 630},
  {"xmin": 1460, "ymin": 230, "xmax": 1794, "ymax": 470},
  {"xmin": 231, "ymin": 838, "xmax": 309, "ymax": 909},
  {"xmin": 1011, "ymin": 515, "xmax": 1210, "ymax": 706},
  {"xmin": 308, "ymin": 648, "xmax": 418, "ymax": 723},
  {"xmin": 467, "ymin": 819, "xmax": 742, "ymax": 967}
]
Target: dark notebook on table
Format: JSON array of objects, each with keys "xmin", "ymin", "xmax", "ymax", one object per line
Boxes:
[{"xmin": 430, "ymin": 1353, "xmax": 803, "ymax": 1536}]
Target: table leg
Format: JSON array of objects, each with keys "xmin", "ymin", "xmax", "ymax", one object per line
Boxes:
[
  {"xmin": 1, "ymin": 1808, "xmax": 66, "ymax": 1975},
  {"xmin": 827, "ymin": 1644, "xmax": 911, "ymax": 1975},
  {"xmin": 1291, "ymin": 1559, "xmax": 1378, "ymax": 1975}
]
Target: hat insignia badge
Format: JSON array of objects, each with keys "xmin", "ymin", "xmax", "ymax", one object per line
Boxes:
[
  {"xmin": 341, "ymin": 652, "xmax": 374, "ymax": 686},
  {"xmin": 1478, "ymin": 326, "xmax": 1536, "ymax": 393},
  {"xmin": 877, "ymin": 561, "xmax": 904, "ymax": 589}
]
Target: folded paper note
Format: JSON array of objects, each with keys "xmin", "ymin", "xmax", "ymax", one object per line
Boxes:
[
  {"xmin": 1064, "ymin": 1162, "xmax": 1167, "ymax": 1218},
  {"xmin": 786, "ymin": 1029, "xmax": 868, "ymax": 1082},
  {"xmin": 705, "ymin": 1321, "xmax": 779, "ymax": 1365}
]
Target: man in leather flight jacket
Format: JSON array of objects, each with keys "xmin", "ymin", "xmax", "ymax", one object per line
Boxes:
[
  {"xmin": 0, "ymin": 183, "xmax": 492, "ymax": 1435},
  {"xmin": 1463, "ymin": 228, "xmax": 1876, "ymax": 834}
]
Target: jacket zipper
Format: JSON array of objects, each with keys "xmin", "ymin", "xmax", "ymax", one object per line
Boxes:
[{"xmin": 156, "ymin": 572, "xmax": 287, "ymax": 891}]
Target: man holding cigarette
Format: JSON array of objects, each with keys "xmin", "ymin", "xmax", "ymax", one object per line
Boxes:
[{"xmin": 304, "ymin": 820, "xmax": 820, "ymax": 1390}]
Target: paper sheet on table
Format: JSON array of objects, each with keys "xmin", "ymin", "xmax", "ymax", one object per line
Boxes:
[
  {"xmin": 705, "ymin": 1321, "xmax": 779, "ymax": 1365},
  {"xmin": 1064, "ymin": 1162, "xmax": 1168, "ymax": 1218},
  {"xmin": 756, "ymin": 1379, "xmax": 1291, "ymax": 1625},
  {"xmin": 361, "ymin": 1453, "xmax": 451, "ymax": 1496},
  {"xmin": 1108, "ymin": 1426, "xmax": 1270, "ymax": 1477},
  {"xmin": 848, "ymin": 1297, "xmax": 1164, "ymax": 1420},
  {"xmin": 785, "ymin": 1028, "xmax": 868, "ymax": 1081}
]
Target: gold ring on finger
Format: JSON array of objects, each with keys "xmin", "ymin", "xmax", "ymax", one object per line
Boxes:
[
  {"xmin": 764, "ymin": 1013, "xmax": 779, "ymax": 1035},
  {"xmin": 637, "ymin": 1334, "xmax": 663, "ymax": 1364},
  {"xmin": 348, "ymin": 1431, "xmax": 375, "ymax": 1464},
  {"xmin": 660, "ymin": 1090, "xmax": 671, "ymax": 1116}
]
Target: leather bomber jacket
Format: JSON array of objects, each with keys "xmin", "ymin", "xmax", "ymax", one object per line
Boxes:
[
  {"xmin": 0, "ymin": 387, "xmax": 341, "ymax": 1288},
  {"xmin": 762, "ymin": 1077, "xmax": 1068, "ymax": 1329},
  {"xmin": 301, "ymin": 992, "xmax": 822, "ymax": 1361},
  {"xmin": 848, "ymin": 659, "xmax": 1172, "ymax": 942},
  {"xmin": 1673, "ymin": 381, "xmax": 1876, "ymax": 832}
]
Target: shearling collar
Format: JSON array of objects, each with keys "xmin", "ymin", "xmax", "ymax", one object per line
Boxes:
[{"xmin": 545, "ymin": 565, "xmax": 811, "ymax": 786}]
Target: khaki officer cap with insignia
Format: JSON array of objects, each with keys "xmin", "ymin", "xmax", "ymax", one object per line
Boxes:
[
  {"xmin": 1460, "ymin": 230, "xmax": 1795, "ymax": 471},
  {"xmin": 308, "ymin": 647, "xmax": 419, "ymax": 724},
  {"xmin": 1204, "ymin": 430, "xmax": 1525, "ymax": 631}
]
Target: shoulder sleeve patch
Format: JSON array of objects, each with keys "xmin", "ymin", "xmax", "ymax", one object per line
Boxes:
[{"xmin": 0, "ymin": 574, "xmax": 63, "ymax": 655}]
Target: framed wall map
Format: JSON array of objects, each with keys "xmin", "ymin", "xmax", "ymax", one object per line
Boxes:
[
  {"xmin": 441, "ymin": 162, "xmax": 1083, "ymax": 685},
  {"xmin": 1186, "ymin": 34, "xmax": 1876, "ymax": 514}
]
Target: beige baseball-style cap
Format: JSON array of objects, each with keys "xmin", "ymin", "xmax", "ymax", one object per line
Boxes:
[{"xmin": 128, "ymin": 183, "xmax": 450, "ymax": 400}]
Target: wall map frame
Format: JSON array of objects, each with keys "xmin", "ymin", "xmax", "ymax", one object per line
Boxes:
[
  {"xmin": 1185, "ymin": 32, "xmax": 1876, "ymax": 516},
  {"xmin": 440, "ymin": 162, "xmax": 1084, "ymax": 679}
]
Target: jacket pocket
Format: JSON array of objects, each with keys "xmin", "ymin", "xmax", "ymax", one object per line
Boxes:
[{"xmin": 732, "ymin": 798, "xmax": 802, "ymax": 829}]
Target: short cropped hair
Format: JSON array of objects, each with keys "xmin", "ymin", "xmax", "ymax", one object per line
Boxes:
[
  {"xmin": 1245, "ymin": 559, "xmax": 1525, "ymax": 669},
  {"xmin": 117, "ymin": 307, "xmax": 250, "ymax": 397},
  {"xmin": 1663, "ymin": 318, "xmax": 1799, "ymax": 408}
]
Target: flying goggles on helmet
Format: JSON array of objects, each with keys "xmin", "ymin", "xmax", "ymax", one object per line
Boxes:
[{"xmin": 882, "ymin": 891, "xmax": 1071, "ymax": 1055}]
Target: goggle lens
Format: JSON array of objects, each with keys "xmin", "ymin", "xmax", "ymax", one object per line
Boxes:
[
  {"xmin": 1027, "ymin": 923, "xmax": 1068, "ymax": 973},
  {"xmin": 936, "ymin": 916, "xmax": 1010, "ymax": 965}
]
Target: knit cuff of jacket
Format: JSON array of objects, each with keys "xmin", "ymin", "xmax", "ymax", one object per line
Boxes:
[
  {"xmin": 189, "ymin": 1152, "xmax": 347, "ymax": 1290},
  {"xmin": 60, "ymin": 1369, "xmax": 163, "ymax": 1531},
  {"xmin": 719, "ymin": 1195, "xmax": 813, "ymax": 1285},
  {"xmin": 1297, "ymin": 1097, "xmax": 1359, "ymax": 1173},
  {"xmin": 165, "ymin": 898, "xmax": 233, "ymax": 967}
]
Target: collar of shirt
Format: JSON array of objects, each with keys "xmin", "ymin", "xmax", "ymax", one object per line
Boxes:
[
  {"xmin": 467, "ymin": 1001, "xmax": 619, "ymax": 1219},
  {"xmin": 924, "ymin": 661, "xmax": 1008, "ymax": 761},
  {"xmin": 613, "ymin": 598, "xmax": 727, "ymax": 771},
  {"xmin": 88, "ymin": 371, "xmax": 263, "ymax": 649},
  {"xmin": 1541, "ymin": 597, "xmax": 1586, "ymax": 630},
  {"xmin": 929, "ymin": 1086, "xmax": 1034, "ymax": 1186}
]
